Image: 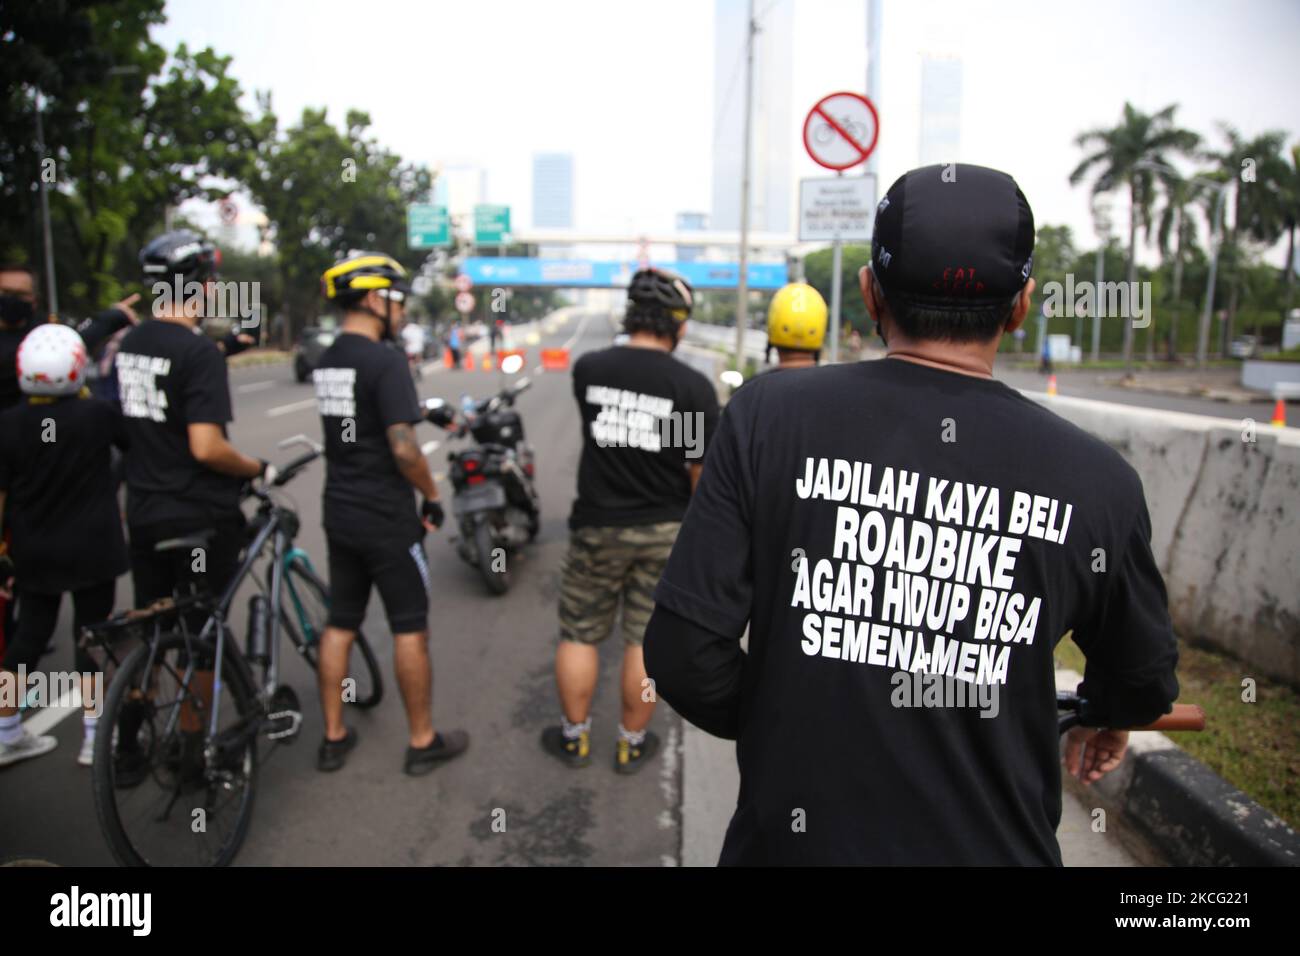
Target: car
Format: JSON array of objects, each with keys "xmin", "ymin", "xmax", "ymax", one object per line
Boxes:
[
  {"xmin": 293, "ymin": 326, "xmax": 338, "ymax": 382},
  {"xmin": 1229, "ymin": 335, "xmax": 1259, "ymax": 359}
]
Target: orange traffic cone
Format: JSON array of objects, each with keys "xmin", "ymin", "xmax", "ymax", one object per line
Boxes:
[
  {"xmin": 1047, "ymin": 374, "xmax": 1058, "ymax": 396},
  {"xmin": 481, "ymin": 354, "xmax": 492, "ymax": 371},
  {"xmin": 443, "ymin": 348, "xmax": 454, "ymax": 369},
  {"xmin": 462, "ymin": 353, "xmax": 474, "ymax": 370},
  {"xmin": 1271, "ymin": 397, "xmax": 1287, "ymax": 427}
]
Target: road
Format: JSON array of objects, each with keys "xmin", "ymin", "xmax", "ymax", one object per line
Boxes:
[{"xmin": 1, "ymin": 310, "xmax": 1153, "ymax": 867}]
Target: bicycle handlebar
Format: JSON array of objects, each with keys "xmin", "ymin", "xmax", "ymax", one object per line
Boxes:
[
  {"xmin": 273, "ymin": 448, "xmax": 321, "ymax": 486},
  {"xmin": 1132, "ymin": 704, "xmax": 1206, "ymax": 732}
]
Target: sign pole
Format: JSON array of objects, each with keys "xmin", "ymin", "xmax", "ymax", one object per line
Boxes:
[
  {"xmin": 734, "ymin": 0, "xmax": 756, "ymax": 374},
  {"xmin": 829, "ymin": 172, "xmax": 845, "ymax": 364}
]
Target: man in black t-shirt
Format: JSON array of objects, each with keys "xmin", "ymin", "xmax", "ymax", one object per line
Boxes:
[
  {"xmin": 313, "ymin": 251, "xmax": 468, "ymax": 777},
  {"xmin": 644, "ymin": 165, "xmax": 1180, "ymax": 865},
  {"xmin": 542, "ymin": 268, "xmax": 719, "ymax": 775},
  {"xmin": 117, "ymin": 232, "xmax": 270, "ymax": 609}
]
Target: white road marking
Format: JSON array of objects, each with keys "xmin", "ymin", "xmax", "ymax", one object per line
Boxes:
[
  {"xmin": 22, "ymin": 685, "xmax": 81, "ymax": 735},
  {"xmin": 236, "ymin": 380, "xmax": 275, "ymax": 394},
  {"xmin": 421, "ymin": 440, "xmax": 440, "ymax": 456},
  {"xmin": 267, "ymin": 398, "xmax": 317, "ymax": 418}
]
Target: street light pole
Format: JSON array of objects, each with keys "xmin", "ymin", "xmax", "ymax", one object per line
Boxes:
[
  {"xmin": 1090, "ymin": 198, "xmax": 1110, "ymax": 363},
  {"xmin": 33, "ymin": 87, "xmax": 58, "ymax": 318},
  {"xmin": 733, "ymin": 0, "xmax": 756, "ymax": 374}
]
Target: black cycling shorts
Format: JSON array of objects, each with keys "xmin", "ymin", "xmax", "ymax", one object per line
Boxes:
[{"xmin": 326, "ymin": 534, "xmax": 430, "ymax": 634}]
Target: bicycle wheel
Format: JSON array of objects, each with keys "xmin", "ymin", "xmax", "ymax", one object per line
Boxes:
[
  {"xmin": 285, "ymin": 557, "xmax": 383, "ymax": 709},
  {"xmin": 92, "ymin": 633, "xmax": 258, "ymax": 867}
]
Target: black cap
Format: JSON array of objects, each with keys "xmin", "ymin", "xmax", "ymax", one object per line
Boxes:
[{"xmin": 870, "ymin": 164, "xmax": 1035, "ymax": 308}]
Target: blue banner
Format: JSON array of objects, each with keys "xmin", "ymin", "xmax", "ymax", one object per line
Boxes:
[{"xmin": 462, "ymin": 258, "xmax": 788, "ymax": 290}]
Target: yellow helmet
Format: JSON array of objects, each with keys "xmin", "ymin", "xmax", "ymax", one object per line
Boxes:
[{"xmin": 767, "ymin": 282, "xmax": 828, "ymax": 351}]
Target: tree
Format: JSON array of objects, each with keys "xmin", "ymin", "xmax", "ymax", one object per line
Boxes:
[
  {"xmin": 1, "ymin": 0, "xmax": 258, "ymax": 315},
  {"xmin": 244, "ymin": 105, "xmax": 433, "ymax": 338},
  {"xmin": 1155, "ymin": 176, "xmax": 1200, "ymax": 360},
  {"xmin": 1281, "ymin": 144, "xmax": 1300, "ymax": 318},
  {"xmin": 1206, "ymin": 125, "xmax": 1289, "ymax": 348},
  {"xmin": 1070, "ymin": 103, "xmax": 1199, "ymax": 369},
  {"xmin": 804, "ymin": 244, "xmax": 873, "ymax": 334}
]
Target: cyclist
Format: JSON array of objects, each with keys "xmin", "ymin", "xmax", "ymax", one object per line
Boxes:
[
  {"xmin": 764, "ymin": 281, "xmax": 828, "ymax": 371},
  {"xmin": 313, "ymin": 251, "xmax": 468, "ymax": 776},
  {"xmin": 113, "ymin": 231, "xmax": 272, "ymax": 782},
  {"xmin": 0, "ymin": 324, "xmax": 128, "ymax": 767},
  {"xmin": 643, "ymin": 164, "xmax": 1180, "ymax": 864},
  {"xmin": 542, "ymin": 267, "xmax": 719, "ymax": 774}
]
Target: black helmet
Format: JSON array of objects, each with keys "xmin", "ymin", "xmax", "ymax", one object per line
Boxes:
[
  {"xmin": 628, "ymin": 267, "xmax": 694, "ymax": 318},
  {"xmin": 140, "ymin": 230, "xmax": 219, "ymax": 284},
  {"xmin": 322, "ymin": 251, "xmax": 409, "ymax": 303}
]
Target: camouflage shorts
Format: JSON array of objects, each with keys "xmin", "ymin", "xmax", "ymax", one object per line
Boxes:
[{"xmin": 558, "ymin": 521, "xmax": 681, "ymax": 646}]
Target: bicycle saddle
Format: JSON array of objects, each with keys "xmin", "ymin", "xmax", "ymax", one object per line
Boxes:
[{"xmin": 153, "ymin": 529, "xmax": 216, "ymax": 554}]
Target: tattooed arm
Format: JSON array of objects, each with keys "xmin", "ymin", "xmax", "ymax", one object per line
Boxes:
[{"xmin": 386, "ymin": 422, "xmax": 438, "ymax": 501}]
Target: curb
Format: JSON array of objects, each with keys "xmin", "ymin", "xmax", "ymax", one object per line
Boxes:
[{"xmin": 1057, "ymin": 668, "xmax": 1300, "ymax": 866}]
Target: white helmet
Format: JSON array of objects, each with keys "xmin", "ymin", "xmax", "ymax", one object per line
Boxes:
[{"xmin": 17, "ymin": 323, "xmax": 89, "ymax": 397}]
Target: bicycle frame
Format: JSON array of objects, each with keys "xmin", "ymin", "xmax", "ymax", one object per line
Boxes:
[{"xmin": 198, "ymin": 503, "xmax": 290, "ymax": 741}]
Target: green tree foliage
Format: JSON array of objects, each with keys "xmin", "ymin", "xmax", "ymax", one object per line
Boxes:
[
  {"xmin": 243, "ymin": 105, "xmax": 433, "ymax": 338},
  {"xmin": 804, "ymin": 244, "xmax": 872, "ymax": 333},
  {"xmin": 1, "ymin": 0, "xmax": 258, "ymax": 315},
  {"xmin": 1070, "ymin": 102, "xmax": 1200, "ymax": 367}
]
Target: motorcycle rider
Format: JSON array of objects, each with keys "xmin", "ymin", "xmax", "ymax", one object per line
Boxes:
[
  {"xmin": 764, "ymin": 282, "xmax": 828, "ymax": 371},
  {"xmin": 542, "ymin": 267, "xmax": 719, "ymax": 774},
  {"xmin": 313, "ymin": 251, "xmax": 468, "ymax": 775}
]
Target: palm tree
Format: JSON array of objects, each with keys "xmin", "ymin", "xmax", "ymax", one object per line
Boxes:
[
  {"xmin": 1156, "ymin": 176, "xmax": 1199, "ymax": 360},
  {"xmin": 1280, "ymin": 144, "xmax": 1300, "ymax": 319},
  {"xmin": 1071, "ymin": 103, "xmax": 1199, "ymax": 370},
  {"xmin": 1206, "ymin": 125, "xmax": 1289, "ymax": 350}
]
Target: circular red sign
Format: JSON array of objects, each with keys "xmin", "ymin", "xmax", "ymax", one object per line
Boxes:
[
  {"xmin": 803, "ymin": 92, "xmax": 879, "ymax": 171},
  {"xmin": 454, "ymin": 274, "xmax": 473, "ymax": 293}
]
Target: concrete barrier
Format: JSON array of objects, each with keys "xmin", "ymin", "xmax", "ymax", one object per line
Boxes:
[{"xmin": 1026, "ymin": 392, "xmax": 1300, "ymax": 687}]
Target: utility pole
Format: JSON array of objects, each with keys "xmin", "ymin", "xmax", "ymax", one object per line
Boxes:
[
  {"xmin": 733, "ymin": 0, "xmax": 756, "ymax": 373},
  {"xmin": 34, "ymin": 87, "xmax": 58, "ymax": 318}
]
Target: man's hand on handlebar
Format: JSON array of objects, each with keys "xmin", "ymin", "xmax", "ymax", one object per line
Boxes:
[
  {"xmin": 421, "ymin": 497, "xmax": 444, "ymax": 532},
  {"xmin": 1063, "ymin": 727, "xmax": 1129, "ymax": 785}
]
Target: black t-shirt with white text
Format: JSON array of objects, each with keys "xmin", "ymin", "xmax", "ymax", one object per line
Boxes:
[
  {"xmin": 0, "ymin": 396, "xmax": 129, "ymax": 593},
  {"xmin": 115, "ymin": 320, "xmax": 242, "ymax": 528},
  {"xmin": 314, "ymin": 333, "xmax": 422, "ymax": 542},
  {"xmin": 569, "ymin": 345, "xmax": 720, "ymax": 529},
  {"xmin": 653, "ymin": 358, "xmax": 1179, "ymax": 865}
]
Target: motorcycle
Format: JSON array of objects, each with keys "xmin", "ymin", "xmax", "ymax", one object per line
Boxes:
[{"xmin": 423, "ymin": 377, "xmax": 540, "ymax": 595}]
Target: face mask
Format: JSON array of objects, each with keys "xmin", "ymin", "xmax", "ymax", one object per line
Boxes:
[{"xmin": 0, "ymin": 294, "xmax": 36, "ymax": 328}]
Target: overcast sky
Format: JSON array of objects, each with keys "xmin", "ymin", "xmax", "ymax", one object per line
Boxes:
[{"xmin": 156, "ymin": 0, "xmax": 1300, "ymax": 262}]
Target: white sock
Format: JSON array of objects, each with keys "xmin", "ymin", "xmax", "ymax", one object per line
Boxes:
[
  {"xmin": 0, "ymin": 713, "xmax": 22, "ymax": 745},
  {"xmin": 561, "ymin": 715, "xmax": 590, "ymax": 740},
  {"xmin": 619, "ymin": 724, "xmax": 647, "ymax": 746}
]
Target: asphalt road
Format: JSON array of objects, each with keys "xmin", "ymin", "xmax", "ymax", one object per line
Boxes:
[
  {"xmin": 1, "ymin": 311, "xmax": 1152, "ymax": 867},
  {"xmin": 1, "ymin": 309, "xmax": 686, "ymax": 866}
]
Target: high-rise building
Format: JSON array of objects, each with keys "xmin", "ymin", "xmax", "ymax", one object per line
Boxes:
[
  {"xmin": 434, "ymin": 164, "xmax": 489, "ymax": 227},
  {"xmin": 532, "ymin": 152, "xmax": 574, "ymax": 229},
  {"xmin": 710, "ymin": 0, "xmax": 793, "ymax": 235},
  {"xmin": 918, "ymin": 55, "xmax": 962, "ymax": 168}
]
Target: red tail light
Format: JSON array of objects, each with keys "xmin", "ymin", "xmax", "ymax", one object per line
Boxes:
[
  {"xmin": 464, "ymin": 459, "xmax": 479, "ymax": 472},
  {"xmin": 467, "ymin": 474, "xmax": 486, "ymax": 485}
]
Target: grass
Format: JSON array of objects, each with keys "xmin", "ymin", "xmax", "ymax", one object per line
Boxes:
[
  {"xmin": 228, "ymin": 348, "xmax": 291, "ymax": 369},
  {"xmin": 1055, "ymin": 635, "xmax": 1300, "ymax": 828}
]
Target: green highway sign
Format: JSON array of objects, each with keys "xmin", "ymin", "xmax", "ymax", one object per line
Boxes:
[
  {"xmin": 474, "ymin": 204, "xmax": 511, "ymax": 245},
  {"xmin": 407, "ymin": 204, "xmax": 450, "ymax": 248}
]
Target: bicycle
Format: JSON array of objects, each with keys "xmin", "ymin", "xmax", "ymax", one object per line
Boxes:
[
  {"xmin": 1057, "ymin": 692, "xmax": 1205, "ymax": 735},
  {"xmin": 83, "ymin": 435, "xmax": 383, "ymax": 867}
]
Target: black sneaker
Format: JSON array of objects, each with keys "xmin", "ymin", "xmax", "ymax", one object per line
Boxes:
[
  {"xmin": 405, "ymin": 729, "xmax": 469, "ymax": 776},
  {"xmin": 614, "ymin": 730, "xmax": 659, "ymax": 775},
  {"xmin": 540, "ymin": 725, "xmax": 590, "ymax": 768},
  {"xmin": 317, "ymin": 727, "xmax": 357, "ymax": 772},
  {"xmin": 113, "ymin": 747, "xmax": 150, "ymax": 789}
]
